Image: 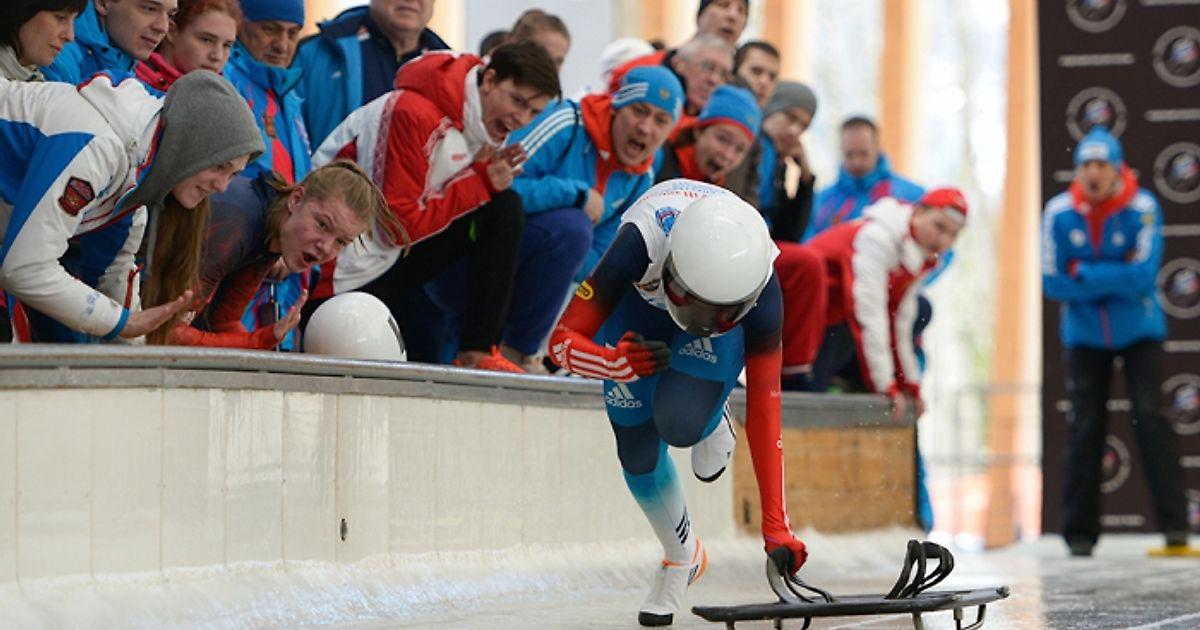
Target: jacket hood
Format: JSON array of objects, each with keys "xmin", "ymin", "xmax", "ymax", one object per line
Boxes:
[
  {"xmin": 135, "ymin": 53, "xmax": 183, "ymax": 93},
  {"xmin": 393, "ymin": 51, "xmax": 482, "ymax": 124},
  {"xmin": 77, "ymin": 72, "xmax": 164, "ymax": 150}
]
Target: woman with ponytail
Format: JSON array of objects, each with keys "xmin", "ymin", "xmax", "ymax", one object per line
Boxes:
[{"xmin": 167, "ymin": 161, "xmax": 408, "ymax": 349}]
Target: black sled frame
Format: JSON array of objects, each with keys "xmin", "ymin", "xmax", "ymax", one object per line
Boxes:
[{"xmin": 693, "ymin": 540, "xmax": 1009, "ymax": 629}]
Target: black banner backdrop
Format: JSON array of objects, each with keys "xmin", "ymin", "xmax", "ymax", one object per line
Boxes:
[{"xmin": 1039, "ymin": 1, "xmax": 1200, "ymax": 536}]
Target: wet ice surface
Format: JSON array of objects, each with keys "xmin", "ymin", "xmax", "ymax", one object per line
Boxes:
[{"xmin": 347, "ymin": 533, "xmax": 1200, "ymax": 630}]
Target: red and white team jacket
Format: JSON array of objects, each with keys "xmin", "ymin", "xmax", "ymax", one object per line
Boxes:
[
  {"xmin": 804, "ymin": 198, "xmax": 937, "ymax": 397},
  {"xmin": 310, "ymin": 52, "xmax": 502, "ymax": 297}
]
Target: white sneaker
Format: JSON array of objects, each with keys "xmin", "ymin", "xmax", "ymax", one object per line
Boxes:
[
  {"xmin": 691, "ymin": 403, "xmax": 736, "ymax": 482},
  {"xmin": 638, "ymin": 537, "xmax": 708, "ymax": 626}
]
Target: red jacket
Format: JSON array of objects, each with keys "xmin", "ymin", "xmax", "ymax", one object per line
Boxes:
[
  {"xmin": 804, "ymin": 198, "xmax": 937, "ymax": 396},
  {"xmin": 310, "ymin": 52, "xmax": 500, "ymax": 296}
]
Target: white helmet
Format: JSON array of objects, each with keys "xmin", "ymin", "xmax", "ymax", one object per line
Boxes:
[
  {"xmin": 303, "ymin": 292, "xmax": 407, "ymax": 361},
  {"xmin": 663, "ymin": 194, "xmax": 774, "ymax": 336}
]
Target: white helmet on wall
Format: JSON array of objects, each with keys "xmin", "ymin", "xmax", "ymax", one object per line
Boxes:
[
  {"xmin": 303, "ymin": 292, "xmax": 407, "ymax": 361},
  {"xmin": 663, "ymin": 194, "xmax": 774, "ymax": 337}
]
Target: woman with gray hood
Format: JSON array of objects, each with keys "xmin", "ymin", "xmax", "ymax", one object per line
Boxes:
[{"xmin": 0, "ymin": 70, "xmax": 264, "ymax": 343}]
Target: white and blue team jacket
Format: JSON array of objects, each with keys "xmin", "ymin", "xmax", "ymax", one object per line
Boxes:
[{"xmin": 0, "ymin": 74, "xmax": 162, "ymax": 339}]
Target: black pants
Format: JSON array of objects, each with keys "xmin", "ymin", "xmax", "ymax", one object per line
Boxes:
[
  {"xmin": 305, "ymin": 190, "xmax": 524, "ymax": 355},
  {"xmin": 1061, "ymin": 340, "xmax": 1188, "ymax": 545}
]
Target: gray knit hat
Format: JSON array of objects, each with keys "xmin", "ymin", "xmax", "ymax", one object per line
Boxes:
[
  {"xmin": 119, "ymin": 71, "xmax": 264, "ymax": 212},
  {"xmin": 763, "ymin": 81, "xmax": 818, "ymax": 121}
]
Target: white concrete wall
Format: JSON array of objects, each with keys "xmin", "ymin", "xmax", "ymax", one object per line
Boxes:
[{"xmin": 0, "ymin": 386, "xmax": 733, "ymax": 585}]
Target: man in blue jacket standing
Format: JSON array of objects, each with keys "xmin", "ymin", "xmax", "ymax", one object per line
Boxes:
[
  {"xmin": 804, "ymin": 115, "xmax": 923, "ymax": 241},
  {"xmin": 293, "ymin": 0, "xmax": 449, "ymax": 149},
  {"xmin": 1042, "ymin": 126, "xmax": 1189, "ymax": 556},
  {"xmin": 428, "ymin": 66, "xmax": 684, "ymax": 371},
  {"xmin": 42, "ymin": 0, "xmax": 175, "ymax": 83}
]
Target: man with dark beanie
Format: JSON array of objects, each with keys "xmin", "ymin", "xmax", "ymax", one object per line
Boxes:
[
  {"xmin": 0, "ymin": 71, "xmax": 264, "ymax": 342},
  {"xmin": 759, "ymin": 80, "xmax": 819, "ymax": 242}
]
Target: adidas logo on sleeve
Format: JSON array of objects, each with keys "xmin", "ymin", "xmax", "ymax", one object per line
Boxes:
[
  {"xmin": 679, "ymin": 338, "xmax": 719, "ymax": 364},
  {"xmin": 606, "ymin": 382, "xmax": 644, "ymax": 409}
]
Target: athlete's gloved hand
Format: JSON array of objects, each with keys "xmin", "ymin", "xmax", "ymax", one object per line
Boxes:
[
  {"xmin": 550, "ymin": 328, "xmax": 670, "ymax": 382},
  {"xmin": 765, "ymin": 534, "xmax": 809, "ymax": 575}
]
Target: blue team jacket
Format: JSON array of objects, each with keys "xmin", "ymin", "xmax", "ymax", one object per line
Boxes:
[
  {"xmin": 805, "ymin": 154, "xmax": 924, "ymax": 241},
  {"xmin": 223, "ymin": 43, "xmax": 311, "ymax": 183},
  {"xmin": 1042, "ymin": 174, "xmax": 1166, "ymax": 350},
  {"xmin": 42, "ymin": 2, "xmax": 135, "ymax": 84},
  {"xmin": 509, "ymin": 95, "xmax": 656, "ymax": 281},
  {"xmin": 292, "ymin": 6, "xmax": 449, "ymax": 148}
]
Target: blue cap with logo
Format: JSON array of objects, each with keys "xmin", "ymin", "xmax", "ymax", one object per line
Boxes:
[
  {"xmin": 698, "ymin": 84, "xmax": 761, "ymax": 142},
  {"xmin": 1074, "ymin": 126, "xmax": 1124, "ymax": 168},
  {"xmin": 611, "ymin": 66, "xmax": 686, "ymax": 123},
  {"xmin": 240, "ymin": 0, "xmax": 305, "ymax": 25}
]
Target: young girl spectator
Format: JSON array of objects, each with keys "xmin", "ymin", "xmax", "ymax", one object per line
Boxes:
[
  {"xmin": 136, "ymin": 0, "xmax": 241, "ymax": 91},
  {"xmin": 0, "ymin": 71, "xmax": 264, "ymax": 343},
  {"xmin": 171, "ymin": 161, "xmax": 408, "ymax": 349}
]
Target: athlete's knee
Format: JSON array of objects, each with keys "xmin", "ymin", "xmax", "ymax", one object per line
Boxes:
[{"xmin": 612, "ymin": 421, "xmax": 662, "ymax": 475}]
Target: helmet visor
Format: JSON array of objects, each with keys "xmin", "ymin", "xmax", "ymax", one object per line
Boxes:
[{"xmin": 662, "ymin": 255, "xmax": 759, "ymax": 337}]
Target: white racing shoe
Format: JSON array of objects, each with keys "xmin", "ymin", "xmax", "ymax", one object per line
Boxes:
[
  {"xmin": 691, "ymin": 402, "xmax": 736, "ymax": 482},
  {"xmin": 638, "ymin": 537, "xmax": 708, "ymax": 626}
]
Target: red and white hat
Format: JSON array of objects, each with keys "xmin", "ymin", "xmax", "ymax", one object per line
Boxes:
[{"xmin": 917, "ymin": 187, "xmax": 968, "ymax": 224}]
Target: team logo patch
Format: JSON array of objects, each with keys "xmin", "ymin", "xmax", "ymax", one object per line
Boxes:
[
  {"xmin": 1100, "ymin": 435, "xmax": 1132, "ymax": 494},
  {"xmin": 655, "ymin": 206, "xmax": 680, "ymax": 234},
  {"xmin": 1069, "ymin": 229, "xmax": 1087, "ymax": 248},
  {"xmin": 57, "ymin": 177, "xmax": 95, "ymax": 216},
  {"xmin": 1163, "ymin": 374, "xmax": 1200, "ymax": 436},
  {"xmin": 575, "ymin": 281, "xmax": 594, "ymax": 301},
  {"xmin": 1066, "ymin": 0, "xmax": 1126, "ymax": 34},
  {"xmin": 1153, "ymin": 142, "xmax": 1200, "ymax": 204},
  {"xmin": 1066, "ymin": 87, "xmax": 1127, "ymax": 141},
  {"xmin": 1153, "ymin": 26, "xmax": 1200, "ymax": 88},
  {"xmin": 1158, "ymin": 258, "xmax": 1200, "ymax": 319}
]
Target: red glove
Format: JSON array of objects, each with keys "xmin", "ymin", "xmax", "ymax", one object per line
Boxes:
[
  {"xmin": 765, "ymin": 534, "xmax": 809, "ymax": 575},
  {"xmin": 549, "ymin": 329, "xmax": 670, "ymax": 382}
]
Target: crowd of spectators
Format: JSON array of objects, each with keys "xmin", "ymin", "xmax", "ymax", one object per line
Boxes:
[{"xmin": 1, "ymin": 0, "xmax": 956, "ymax": 399}]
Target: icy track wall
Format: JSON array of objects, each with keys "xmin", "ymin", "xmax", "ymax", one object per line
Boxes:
[{"xmin": 0, "ymin": 346, "xmax": 911, "ymax": 587}]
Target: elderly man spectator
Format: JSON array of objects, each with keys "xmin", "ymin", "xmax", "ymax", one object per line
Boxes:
[
  {"xmin": 43, "ymin": 0, "xmax": 176, "ymax": 82},
  {"xmin": 294, "ymin": 0, "xmax": 449, "ymax": 148}
]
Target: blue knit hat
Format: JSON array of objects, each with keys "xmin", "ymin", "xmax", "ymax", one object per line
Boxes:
[
  {"xmin": 240, "ymin": 0, "xmax": 305, "ymax": 25},
  {"xmin": 1074, "ymin": 126, "xmax": 1123, "ymax": 168},
  {"xmin": 698, "ymin": 84, "xmax": 761, "ymax": 142},
  {"xmin": 612, "ymin": 66, "xmax": 685, "ymax": 123}
]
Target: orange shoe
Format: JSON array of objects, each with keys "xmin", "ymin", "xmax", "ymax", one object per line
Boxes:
[{"xmin": 453, "ymin": 347, "xmax": 526, "ymax": 374}]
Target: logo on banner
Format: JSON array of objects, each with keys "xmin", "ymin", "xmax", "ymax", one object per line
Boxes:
[
  {"xmin": 1101, "ymin": 435, "xmax": 1132, "ymax": 494},
  {"xmin": 1066, "ymin": 0, "xmax": 1127, "ymax": 34},
  {"xmin": 1153, "ymin": 142, "xmax": 1200, "ymax": 204},
  {"xmin": 1153, "ymin": 27, "xmax": 1200, "ymax": 88},
  {"xmin": 1163, "ymin": 374, "xmax": 1200, "ymax": 436},
  {"xmin": 1157, "ymin": 258, "xmax": 1200, "ymax": 319},
  {"xmin": 1188, "ymin": 489, "xmax": 1200, "ymax": 528},
  {"xmin": 1066, "ymin": 87, "xmax": 1127, "ymax": 141}
]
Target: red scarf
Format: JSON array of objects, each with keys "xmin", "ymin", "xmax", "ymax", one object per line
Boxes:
[{"xmin": 1069, "ymin": 166, "xmax": 1138, "ymax": 254}]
